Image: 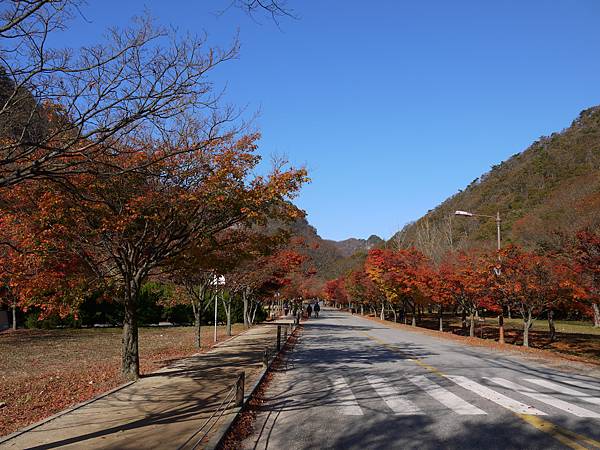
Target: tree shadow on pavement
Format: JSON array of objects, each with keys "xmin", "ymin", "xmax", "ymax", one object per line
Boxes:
[{"xmin": 19, "ymin": 329, "xmax": 282, "ymax": 449}]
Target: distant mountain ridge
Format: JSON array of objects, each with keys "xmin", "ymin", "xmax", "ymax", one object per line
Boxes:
[
  {"xmin": 324, "ymin": 235, "xmax": 385, "ymax": 257},
  {"xmin": 391, "ymin": 105, "xmax": 600, "ymax": 260},
  {"xmin": 285, "ymin": 217, "xmax": 383, "ymax": 278}
]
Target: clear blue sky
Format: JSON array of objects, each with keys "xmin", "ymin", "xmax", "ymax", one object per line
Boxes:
[{"xmin": 55, "ymin": 1, "xmax": 600, "ymax": 241}]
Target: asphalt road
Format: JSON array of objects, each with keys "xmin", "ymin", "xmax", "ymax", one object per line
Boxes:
[{"xmin": 242, "ymin": 308, "xmax": 600, "ymax": 450}]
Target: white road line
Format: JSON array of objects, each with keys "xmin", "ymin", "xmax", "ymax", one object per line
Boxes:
[
  {"xmin": 446, "ymin": 375, "xmax": 547, "ymax": 415},
  {"xmin": 487, "ymin": 377, "xmax": 600, "ymax": 418},
  {"xmin": 408, "ymin": 375, "xmax": 487, "ymax": 415},
  {"xmin": 331, "ymin": 376, "xmax": 363, "ymax": 416},
  {"xmin": 366, "ymin": 375, "xmax": 423, "ymax": 415},
  {"xmin": 554, "ymin": 378, "xmax": 600, "ymax": 393},
  {"xmin": 524, "ymin": 378, "xmax": 600, "ymax": 407}
]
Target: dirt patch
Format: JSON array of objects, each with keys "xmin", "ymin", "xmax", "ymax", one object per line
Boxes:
[{"xmin": 0, "ymin": 324, "xmax": 244, "ymax": 437}]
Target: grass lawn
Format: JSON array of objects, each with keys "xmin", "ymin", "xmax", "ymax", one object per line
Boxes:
[
  {"xmin": 0, "ymin": 324, "xmax": 244, "ymax": 437},
  {"xmin": 501, "ymin": 318, "xmax": 600, "ymax": 335}
]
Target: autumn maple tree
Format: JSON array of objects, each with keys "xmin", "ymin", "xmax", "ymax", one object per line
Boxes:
[
  {"xmin": 573, "ymin": 230, "xmax": 600, "ymax": 327},
  {"xmin": 434, "ymin": 251, "xmax": 498, "ymax": 337},
  {"xmin": 365, "ymin": 248, "xmax": 431, "ymax": 324},
  {"xmin": 2, "ymin": 132, "xmax": 307, "ymax": 379},
  {"xmin": 345, "ymin": 269, "xmax": 382, "ymax": 316},
  {"xmin": 323, "ymin": 277, "xmax": 348, "ymax": 308},
  {"xmin": 498, "ymin": 245, "xmax": 574, "ymax": 346},
  {"xmin": 0, "ymin": 184, "xmax": 92, "ymax": 324}
]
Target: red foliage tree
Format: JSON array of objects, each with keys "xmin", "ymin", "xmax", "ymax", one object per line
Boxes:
[
  {"xmin": 323, "ymin": 278, "xmax": 348, "ymax": 307},
  {"xmin": 435, "ymin": 251, "xmax": 499, "ymax": 337},
  {"xmin": 345, "ymin": 269, "xmax": 382, "ymax": 316},
  {"xmin": 573, "ymin": 230, "xmax": 600, "ymax": 327},
  {"xmin": 2, "ymin": 133, "xmax": 307, "ymax": 379},
  {"xmin": 365, "ymin": 248, "xmax": 431, "ymax": 324},
  {"xmin": 497, "ymin": 245, "xmax": 572, "ymax": 346}
]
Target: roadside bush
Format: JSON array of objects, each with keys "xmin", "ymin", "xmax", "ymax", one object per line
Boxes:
[
  {"xmin": 24, "ymin": 310, "xmax": 80, "ymax": 329},
  {"xmin": 163, "ymin": 303, "xmax": 194, "ymax": 325},
  {"xmin": 78, "ymin": 294, "xmax": 123, "ymax": 326}
]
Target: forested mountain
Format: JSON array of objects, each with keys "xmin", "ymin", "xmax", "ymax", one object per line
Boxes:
[
  {"xmin": 288, "ymin": 218, "xmax": 382, "ymax": 279},
  {"xmin": 392, "ymin": 105, "xmax": 600, "ymax": 261}
]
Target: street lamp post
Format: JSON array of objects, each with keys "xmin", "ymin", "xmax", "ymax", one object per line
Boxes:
[
  {"xmin": 454, "ymin": 210, "xmax": 501, "ymax": 251},
  {"xmin": 454, "ymin": 210, "xmax": 505, "ymax": 344},
  {"xmin": 212, "ymin": 275, "xmax": 226, "ymax": 343}
]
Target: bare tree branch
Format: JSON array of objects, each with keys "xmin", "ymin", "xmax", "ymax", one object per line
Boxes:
[{"xmin": 0, "ymin": 1, "xmax": 242, "ymax": 188}]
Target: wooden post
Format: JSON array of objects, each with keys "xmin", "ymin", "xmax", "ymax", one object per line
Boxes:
[{"xmin": 235, "ymin": 372, "xmax": 245, "ymax": 407}]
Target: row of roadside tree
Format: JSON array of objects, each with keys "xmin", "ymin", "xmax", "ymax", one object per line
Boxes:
[{"xmin": 323, "ymin": 230, "xmax": 600, "ymax": 347}]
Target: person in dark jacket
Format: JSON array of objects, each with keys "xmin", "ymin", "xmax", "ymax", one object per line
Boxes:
[
  {"xmin": 313, "ymin": 302, "xmax": 320, "ymax": 318},
  {"xmin": 306, "ymin": 304, "xmax": 313, "ymax": 318}
]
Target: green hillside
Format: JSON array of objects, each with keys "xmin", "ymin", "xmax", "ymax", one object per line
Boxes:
[{"xmin": 392, "ymin": 106, "xmax": 600, "ymax": 260}]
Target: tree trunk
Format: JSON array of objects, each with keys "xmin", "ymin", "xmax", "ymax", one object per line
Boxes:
[
  {"xmin": 547, "ymin": 309, "xmax": 556, "ymax": 343},
  {"xmin": 498, "ymin": 314, "xmax": 505, "ymax": 344},
  {"xmin": 461, "ymin": 308, "xmax": 467, "ymax": 331},
  {"xmin": 507, "ymin": 305, "xmax": 512, "ymax": 319},
  {"xmin": 250, "ymin": 301, "xmax": 258, "ymax": 325},
  {"xmin": 380, "ymin": 302, "xmax": 385, "ymax": 320},
  {"xmin": 12, "ymin": 302, "xmax": 16, "ymax": 331},
  {"xmin": 523, "ymin": 313, "xmax": 531, "ymax": 347},
  {"xmin": 243, "ymin": 290, "xmax": 249, "ymax": 328},
  {"xmin": 469, "ymin": 313, "xmax": 475, "ymax": 337},
  {"xmin": 391, "ymin": 306, "xmax": 397, "ymax": 322},
  {"xmin": 439, "ymin": 306, "xmax": 443, "ymax": 332},
  {"xmin": 360, "ymin": 304, "xmax": 364, "ymax": 315},
  {"xmin": 593, "ymin": 303, "xmax": 600, "ymax": 328},
  {"xmin": 222, "ymin": 297, "xmax": 232, "ymax": 336},
  {"xmin": 122, "ymin": 297, "xmax": 139, "ymax": 380},
  {"xmin": 193, "ymin": 304, "xmax": 202, "ymax": 350},
  {"xmin": 411, "ymin": 304, "xmax": 416, "ymax": 327}
]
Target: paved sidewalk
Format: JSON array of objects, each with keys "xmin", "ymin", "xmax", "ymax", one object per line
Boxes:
[{"xmin": 1, "ymin": 322, "xmax": 292, "ymax": 450}]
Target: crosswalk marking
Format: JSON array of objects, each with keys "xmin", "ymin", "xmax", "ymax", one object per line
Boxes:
[
  {"xmin": 328, "ymin": 374, "xmax": 600, "ymax": 419},
  {"xmin": 550, "ymin": 378, "xmax": 600, "ymax": 393},
  {"xmin": 445, "ymin": 375, "xmax": 547, "ymax": 415},
  {"xmin": 408, "ymin": 375, "xmax": 486, "ymax": 415},
  {"xmin": 331, "ymin": 376, "xmax": 363, "ymax": 416},
  {"xmin": 487, "ymin": 378, "xmax": 600, "ymax": 418},
  {"xmin": 366, "ymin": 375, "xmax": 423, "ymax": 415},
  {"xmin": 524, "ymin": 378, "xmax": 600, "ymax": 407}
]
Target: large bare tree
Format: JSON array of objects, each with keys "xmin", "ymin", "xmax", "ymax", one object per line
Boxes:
[{"xmin": 0, "ymin": 0, "xmax": 239, "ymax": 188}]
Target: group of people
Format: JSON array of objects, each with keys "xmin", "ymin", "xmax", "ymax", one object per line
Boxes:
[
  {"xmin": 282, "ymin": 301, "xmax": 321, "ymax": 319},
  {"xmin": 306, "ymin": 302, "xmax": 320, "ymax": 318}
]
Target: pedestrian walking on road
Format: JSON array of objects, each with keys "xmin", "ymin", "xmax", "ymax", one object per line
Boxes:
[
  {"xmin": 314, "ymin": 302, "xmax": 320, "ymax": 318},
  {"xmin": 283, "ymin": 302, "xmax": 289, "ymax": 316},
  {"xmin": 306, "ymin": 304, "xmax": 313, "ymax": 318}
]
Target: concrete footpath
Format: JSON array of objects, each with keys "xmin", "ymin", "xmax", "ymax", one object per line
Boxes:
[{"xmin": 1, "ymin": 322, "xmax": 291, "ymax": 450}]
